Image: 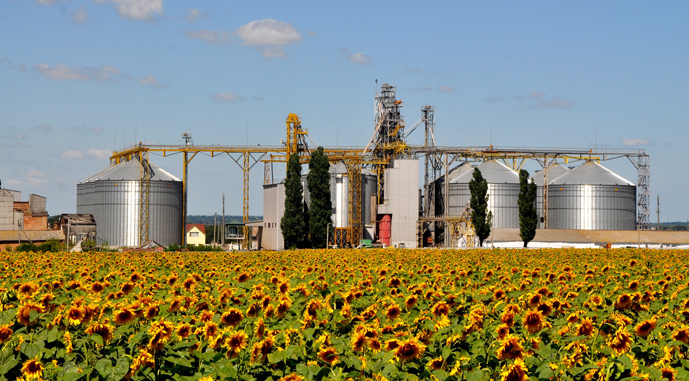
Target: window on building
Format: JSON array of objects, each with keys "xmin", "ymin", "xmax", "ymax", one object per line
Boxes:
[{"xmin": 190, "ymin": 232, "xmax": 199, "ymax": 237}]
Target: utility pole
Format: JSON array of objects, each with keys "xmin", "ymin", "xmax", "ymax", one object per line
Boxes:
[
  {"xmin": 221, "ymin": 194, "xmax": 225, "ymax": 247},
  {"xmin": 657, "ymin": 194, "xmax": 660, "ymax": 231},
  {"xmin": 213, "ymin": 212, "xmax": 217, "ymax": 244}
]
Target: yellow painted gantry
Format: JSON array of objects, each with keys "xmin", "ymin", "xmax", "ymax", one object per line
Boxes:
[{"xmin": 109, "ymin": 114, "xmax": 649, "ymax": 248}]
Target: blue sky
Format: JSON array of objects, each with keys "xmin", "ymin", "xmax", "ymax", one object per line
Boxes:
[{"xmin": 1, "ymin": 1, "xmax": 687, "ymax": 221}]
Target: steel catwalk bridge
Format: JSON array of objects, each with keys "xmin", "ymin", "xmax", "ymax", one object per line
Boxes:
[{"xmin": 109, "ymin": 115, "xmax": 650, "ymax": 249}]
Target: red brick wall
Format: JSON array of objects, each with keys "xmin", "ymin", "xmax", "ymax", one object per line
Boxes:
[{"xmin": 24, "ymin": 216, "xmax": 48, "ymax": 231}]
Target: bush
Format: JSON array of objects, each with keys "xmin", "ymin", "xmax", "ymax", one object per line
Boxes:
[{"xmin": 15, "ymin": 242, "xmax": 38, "ymax": 252}]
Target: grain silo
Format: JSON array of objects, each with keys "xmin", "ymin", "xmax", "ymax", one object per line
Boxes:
[
  {"xmin": 77, "ymin": 160, "xmax": 183, "ymax": 247},
  {"xmin": 326, "ymin": 162, "xmax": 376, "ymax": 238},
  {"xmin": 449, "ymin": 160, "xmax": 520, "ymax": 228},
  {"xmin": 432, "ymin": 162, "xmax": 473, "ymax": 216},
  {"xmin": 548, "ymin": 161, "xmax": 636, "ymax": 230},
  {"xmin": 532, "ymin": 164, "xmax": 570, "ymax": 228}
]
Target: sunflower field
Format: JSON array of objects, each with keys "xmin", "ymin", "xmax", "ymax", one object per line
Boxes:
[{"xmin": 1, "ymin": 248, "xmax": 689, "ymax": 381}]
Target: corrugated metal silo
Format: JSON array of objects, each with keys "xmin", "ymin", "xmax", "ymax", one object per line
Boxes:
[
  {"xmin": 77, "ymin": 160, "xmax": 183, "ymax": 247},
  {"xmin": 449, "ymin": 160, "xmax": 520, "ymax": 228},
  {"xmin": 433, "ymin": 162, "xmax": 472, "ymax": 216},
  {"xmin": 532, "ymin": 164, "xmax": 570, "ymax": 228},
  {"xmin": 548, "ymin": 161, "xmax": 636, "ymax": 230}
]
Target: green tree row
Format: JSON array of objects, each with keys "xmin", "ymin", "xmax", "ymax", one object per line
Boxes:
[
  {"xmin": 469, "ymin": 167, "xmax": 538, "ymax": 248},
  {"xmin": 281, "ymin": 147, "xmax": 333, "ymax": 249}
]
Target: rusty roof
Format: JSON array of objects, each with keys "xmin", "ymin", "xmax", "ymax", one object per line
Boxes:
[{"xmin": 491, "ymin": 228, "xmax": 689, "ymax": 245}]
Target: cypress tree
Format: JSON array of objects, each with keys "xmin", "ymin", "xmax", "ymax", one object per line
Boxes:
[
  {"xmin": 307, "ymin": 147, "xmax": 332, "ymax": 248},
  {"xmin": 281, "ymin": 154, "xmax": 306, "ymax": 249},
  {"xmin": 469, "ymin": 168, "xmax": 492, "ymax": 247},
  {"xmin": 518, "ymin": 169, "xmax": 538, "ymax": 247}
]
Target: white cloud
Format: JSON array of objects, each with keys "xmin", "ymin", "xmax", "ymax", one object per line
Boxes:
[
  {"xmin": 71, "ymin": 7, "xmax": 90, "ymax": 24},
  {"xmin": 34, "ymin": 0, "xmax": 65, "ymax": 5},
  {"xmin": 34, "ymin": 124, "xmax": 54, "ymax": 133},
  {"xmin": 621, "ymin": 138, "xmax": 653, "ymax": 147},
  {"xmin": 34, "ymin": 63, "xmax": 131, "ymax": 81},
  {"xmin": 91, "ymin": 126, "xmax": 104, "ymax": 134},
  {"xmin": 211, "ymin": 93, "xmax": 243, "ymax": 102},
  {"xmin": 61, "ymin": 150, "xmax": 84, "ymax": 159},
  {"xmin": 235, "ymin": 19, "xmax": 301, "ymax": 46},
  {"xmin": 86, "ymin": 149, "xmax": 112, "ymax": 160},
  {"xmin": 537, "ymin": 99, "xmax": 572, "ymax": 108},
  {"xmin": 234, "ymin": 19, "xmax": 301, "ymax": 59},
  {"xmin": 529, "ymin": 91, "xmax": 545, "ymax": 98},
  {"xmin": 110, "ymin": 0, "xmax": 164, "ymax": 21},
  {"xmin": 182, "ymin": 29, "xmax": 230, "ymax": 45},
  {"xmin": 438, "ymin": 85, "xmax": 455, "ymax": 93},
  {"xmin": 339, "ymin": 48, "xmax": 373, "ymax": 66},
  {"xmin": 350, "ymin": 52, "xmax": 372, "ymax": 66},
  {"xmin": 138, "ymin": 75, "xmax": 164, "ymax": 87},
  {"xmin": 486, "ymin": 96, "xmax": 505, "ymax": 102},
  {"xmin": 60, "ymin": 151, "xmax": 84, "ymax": 160},
  {"xmin": 513, "ymin": 95, "xmax": 525, "ymax": 101},
  {"xmin": 184, "ymin": 8, "xmax": 208, "ymax": 22},
  {"xmin": 413, "ymin": 85, "xmax": 432, "ymax": 92},
  {"xmin": 25, "ymin": 169, "xmax": 46, "ymax": 178}
]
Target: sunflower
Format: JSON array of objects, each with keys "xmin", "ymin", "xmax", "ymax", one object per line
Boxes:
[
  {"xmin": 144, "ymin": 305, "xmax": 159, "ymax": 320},
  {"xmin": 661, "ymin": 368, "xmax": 677, "ymax": 381},
  {"xmin": 0, "ymin": 325, "xmax": 13, "ymax": 343},
  {"xmin": 226, "ymin": 330, "xmax": 249, "ymax": 354},
  {"xmin": 17, "ymin": 303, "xmax": 43, "ymax": 326},
  {"xmin": 395, "ymin": 337, "xmax": 426, "ymax": 361},
  {"xmin": 63, "ymin": 331, "xmax": 73, "ymax": 353},
  {"xmin": 523, "ymin": 310, "xmax": 544, "ymax": 334},
  {"xmin": 496, "ymin": 324, "xmax": 510, "ymax": 340},
  {"xmin": 607, "ymin": 327, "xmax": 633, "ymax": 355},
  {"xmin": 176, "ymin": 323, "xmax": 191, "ymax": 339},
  {"xmin": 278, "ymin": 374, "xmax": 304, "ymax": 381},
  {"xmin": 576, "ymin": 318, "xmax": 595, "ymax": 337},
  {"xmin": 90, "ymin": 282, "xmax": 104, "ymax": 293},
  {"xmin": 386, "ymin": 304, "xmax": 401, "ymax": 320},
  {"xmin": 278, "ymin": 281, "xmax": 289, "ymax": 294},
  {"xmin": 276, "ymin": 299, "xmax": 291, "ymax": 318},
  {"xmin": 250, "ymin": 336, "xmax": 274, "ymax": 364},
  {"xmin": 350, "ymin": 331, "xmax": 367, "ymax": 352},
  {"xmin": 221, "ymin": 308, "xmax": 244, "ymax": 327},
  {"xmin": 203, "ymin": 321, "xmax": 219, "ymax": 339},
  {"xmin": 672, "ymin": 327, "xmax": 689, "ymax": 344},
  {"xmin": 496, "ymin": 334, "xmax": 524, "ymax": 360},
  {"xmin": 537, "ymin": 303, "xmax": 552, "ymax": 317},
  {"xmin": 121, "ymin": 282, "xmax": 134, "ymax": 295},
  {"xmin": 20, "ymin": 358, "xmax": 44, "ymax": 380},
  {"xmin": 634, "ymin": 318, "xmax": 657, "ymax": 338},
  {"xmin": 18, "ymin": 282, "xmax": 38, "ymax": 296},
  {"xmin": 254, "ymin": 318, "xmax": 266, "ymax": 339},
  {"xmin": 318, "ymin": 346, "xmax": 339, "ymax": 365},
  {"xmin": 64, "ymin": 306, "xmax": 85, "ymax": 326},
  {"xmin": 85, "ymin": 323, "xmax": 114, "ymax": 344},
  {"xmin": 113, "ymin": 307, "xmax": 135, "ymax": 325},
  {"xmin": 384, "ymin": 339, "xmax": 400, "ymax": 351},
  {"xmin": 426, "ymin": 356, "xmax": 445, "ymax": 371},
  {"xmin": 528, "ymin": 294, "xmax": 542, "ymax": 308},
  {"xmin": 501, "ymin": 311, "xmax": 516, "ymax": 327},
  {"xmin": 199, "ymin": 310, "xmax": 214, "ymax": 322},
  {"xmin": 590, "ymin": 295, "xmax": 603, "ymax": 307},
  {"xmin": 500, "ymin": 358, "xmax": 529, "ymax": 381},
  {"xmin": 431, "ymin": 301, "xmax": 450, "ymax": 317},
  {"xmin": 404, "ymin": 295, "xmax": 418, "ymax": 310},
  {"xmin": 615, "ymin": 294, "xmax": 632, "ymax": 310}
]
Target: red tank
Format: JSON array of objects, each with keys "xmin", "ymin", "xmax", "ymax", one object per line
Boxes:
[{"xmin": 379, "ymin": 214, "xmax": 392, "ymax": 246}]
